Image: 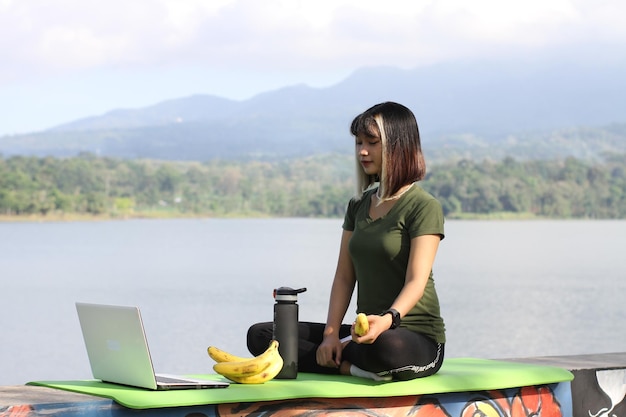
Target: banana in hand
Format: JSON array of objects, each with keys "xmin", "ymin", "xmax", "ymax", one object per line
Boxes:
[
  {"xmin": 208, "ymin": 340, "xmax": 283, "ymax": 384},
  {"xmin": 354, "ymin": 313, "xmax": 369, "ymax": 336}
]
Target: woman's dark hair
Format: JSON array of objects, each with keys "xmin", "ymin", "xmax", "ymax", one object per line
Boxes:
[{"xmin": 350, "ymin": 102, "xmax": 426, "ymax": 199}]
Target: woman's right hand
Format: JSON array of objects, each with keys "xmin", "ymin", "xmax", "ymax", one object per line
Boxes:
[{"xmin": 316, "ymin": 335, "xmax": 343, "ymax": 368}]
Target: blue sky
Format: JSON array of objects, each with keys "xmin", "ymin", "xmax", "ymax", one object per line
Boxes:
[{"xmin": 1, "ymin": 0, "xmax": 624, "ymax": 136}]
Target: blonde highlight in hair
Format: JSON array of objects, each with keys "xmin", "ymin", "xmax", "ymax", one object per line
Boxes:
[
  {"xmin": 373, "ymin": 114, "xmax": 388, "ymax": 203},
  {"xmin": 351, "ymin": 110, "xmax": 381, "ymax": 198}
]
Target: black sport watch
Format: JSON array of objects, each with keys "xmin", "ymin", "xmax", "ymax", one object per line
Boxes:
[{"xmin": 381, "ymin": 308, "xmax": 401, "ymax": 329}]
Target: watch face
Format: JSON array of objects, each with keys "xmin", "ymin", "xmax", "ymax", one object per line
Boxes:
[{"xmin": 391, "ymin": 311, "xmax": 400, "ymax": 328}]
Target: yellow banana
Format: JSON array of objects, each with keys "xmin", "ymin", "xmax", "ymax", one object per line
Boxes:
[
  {"xmin": 207, "ymin": 346, "xmax": 249, "ymax": 363},
  {"xmin": 212, "ymin": 340, "xmax": 282, "ymax": 383},
  {"xmin": 355, "ymin": 313, "xmax": 369, "ymax": 336},
  {"xmin": 213, "ymin": 354, "xmax": 272, "ymax": 377},
  {"xmin": 223, "ymin": 350, "xmax": 284, "ymax": 384}
]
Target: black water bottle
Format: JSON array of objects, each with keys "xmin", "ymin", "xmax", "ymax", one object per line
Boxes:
[{"xmin": 273, "ymin": 286, "xmax": 307, "ymax": 379}]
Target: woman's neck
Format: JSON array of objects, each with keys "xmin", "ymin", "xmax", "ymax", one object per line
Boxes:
[{"xmin": 376, "ymin": 182, "xmax": 414, "ymax": 201}]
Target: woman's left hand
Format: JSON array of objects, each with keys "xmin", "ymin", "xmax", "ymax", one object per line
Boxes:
[{"xmin": 351, "ymin": 314, "xmax": 393, "ymax": 344}]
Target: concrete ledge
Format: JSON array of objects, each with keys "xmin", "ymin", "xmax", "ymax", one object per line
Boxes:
[{"xmin": 503, "ymin": 351, "xmax": 626, "ymax": 370}]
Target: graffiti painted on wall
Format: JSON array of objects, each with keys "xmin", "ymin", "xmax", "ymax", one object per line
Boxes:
[
  {"xmin": 216, "ymin": 385, "xmax": 566, "ymax": 417},
  {"xmin": 571, "ymin": 368, "xmax": 626, "ymax": 417}
]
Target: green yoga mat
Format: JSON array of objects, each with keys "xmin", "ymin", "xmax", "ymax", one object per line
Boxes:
[{"xmin": 28, "ymin": 358, "xmax": 573, "ymax": 409}]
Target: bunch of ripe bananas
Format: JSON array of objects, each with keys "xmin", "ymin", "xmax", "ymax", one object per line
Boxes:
[{"xmin": 207, "ymin": 340, "xmax": 283, "ymax": 384}]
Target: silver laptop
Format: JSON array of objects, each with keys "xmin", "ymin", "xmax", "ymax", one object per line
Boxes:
[{"xmin": 75, "ymin": 302, "xmax": 229, "ymax": 390}]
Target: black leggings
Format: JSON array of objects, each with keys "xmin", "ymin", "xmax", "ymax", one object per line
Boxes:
[{"xmin": 247, "ymin": 321, "xmax": 444, "ymax": 381}]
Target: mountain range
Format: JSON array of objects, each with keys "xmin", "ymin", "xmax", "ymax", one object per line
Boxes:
[{"xmin": 2, "ymin": 55, "xmax": 626, "ymax": 162}]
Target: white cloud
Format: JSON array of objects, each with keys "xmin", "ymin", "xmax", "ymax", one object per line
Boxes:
[
  {"xmin": 2, "ymin": 0, "xmax": 624, "ymax": 79},
  {"xmin": 1, "ymin": 0, "xmax": 625, "ymax": 134},
  {"xmin": 427, "ymin": 0, "xmax": 579, "ymax": 41}
]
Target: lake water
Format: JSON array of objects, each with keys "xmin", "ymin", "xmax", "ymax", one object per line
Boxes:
[{"xmin": 1, "ymin": 218, "xmax": 624, "ymax": 386}]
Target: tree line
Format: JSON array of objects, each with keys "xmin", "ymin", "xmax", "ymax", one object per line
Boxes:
[{"xmin": 0, "ymin": 152, "xmax": 624, "ymax": 219}]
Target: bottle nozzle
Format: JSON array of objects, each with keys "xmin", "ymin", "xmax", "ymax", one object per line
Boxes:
[{"xmin": 273, "ymin": 286, "xmax": 307, "ymax": 301}]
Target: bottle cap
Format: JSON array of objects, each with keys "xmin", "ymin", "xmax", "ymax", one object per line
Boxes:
[{"xmin": 273, "ymin": 286, "xmax": 307, "ymax": 302}]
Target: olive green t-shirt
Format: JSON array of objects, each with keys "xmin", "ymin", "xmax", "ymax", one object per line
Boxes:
[{"xmin": 342, "ymin": 184, "xmax": 446, "ymax": 343}]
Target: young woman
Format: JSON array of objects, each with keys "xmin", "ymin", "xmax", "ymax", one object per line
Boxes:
[{"xmin": 247, "ymin": 102, "xmax": 445, "ymax": 381}]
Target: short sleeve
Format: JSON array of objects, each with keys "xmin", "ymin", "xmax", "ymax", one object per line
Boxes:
[
  {"xmin": 342, "ymin": 197, "xmax": 358, "ymax": 231},
  {"xmin": 407, "ymin": 197, "xmax": 445, "ymax": 240}
]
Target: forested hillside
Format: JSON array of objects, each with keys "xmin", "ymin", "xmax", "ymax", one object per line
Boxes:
[
  {"xmin": 2, "ymin": 152, "xmax": 624, "ymax": 220},
  {"xmin": 3, "ymin": 59, "xmax": 626, "ymax": 161}
]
